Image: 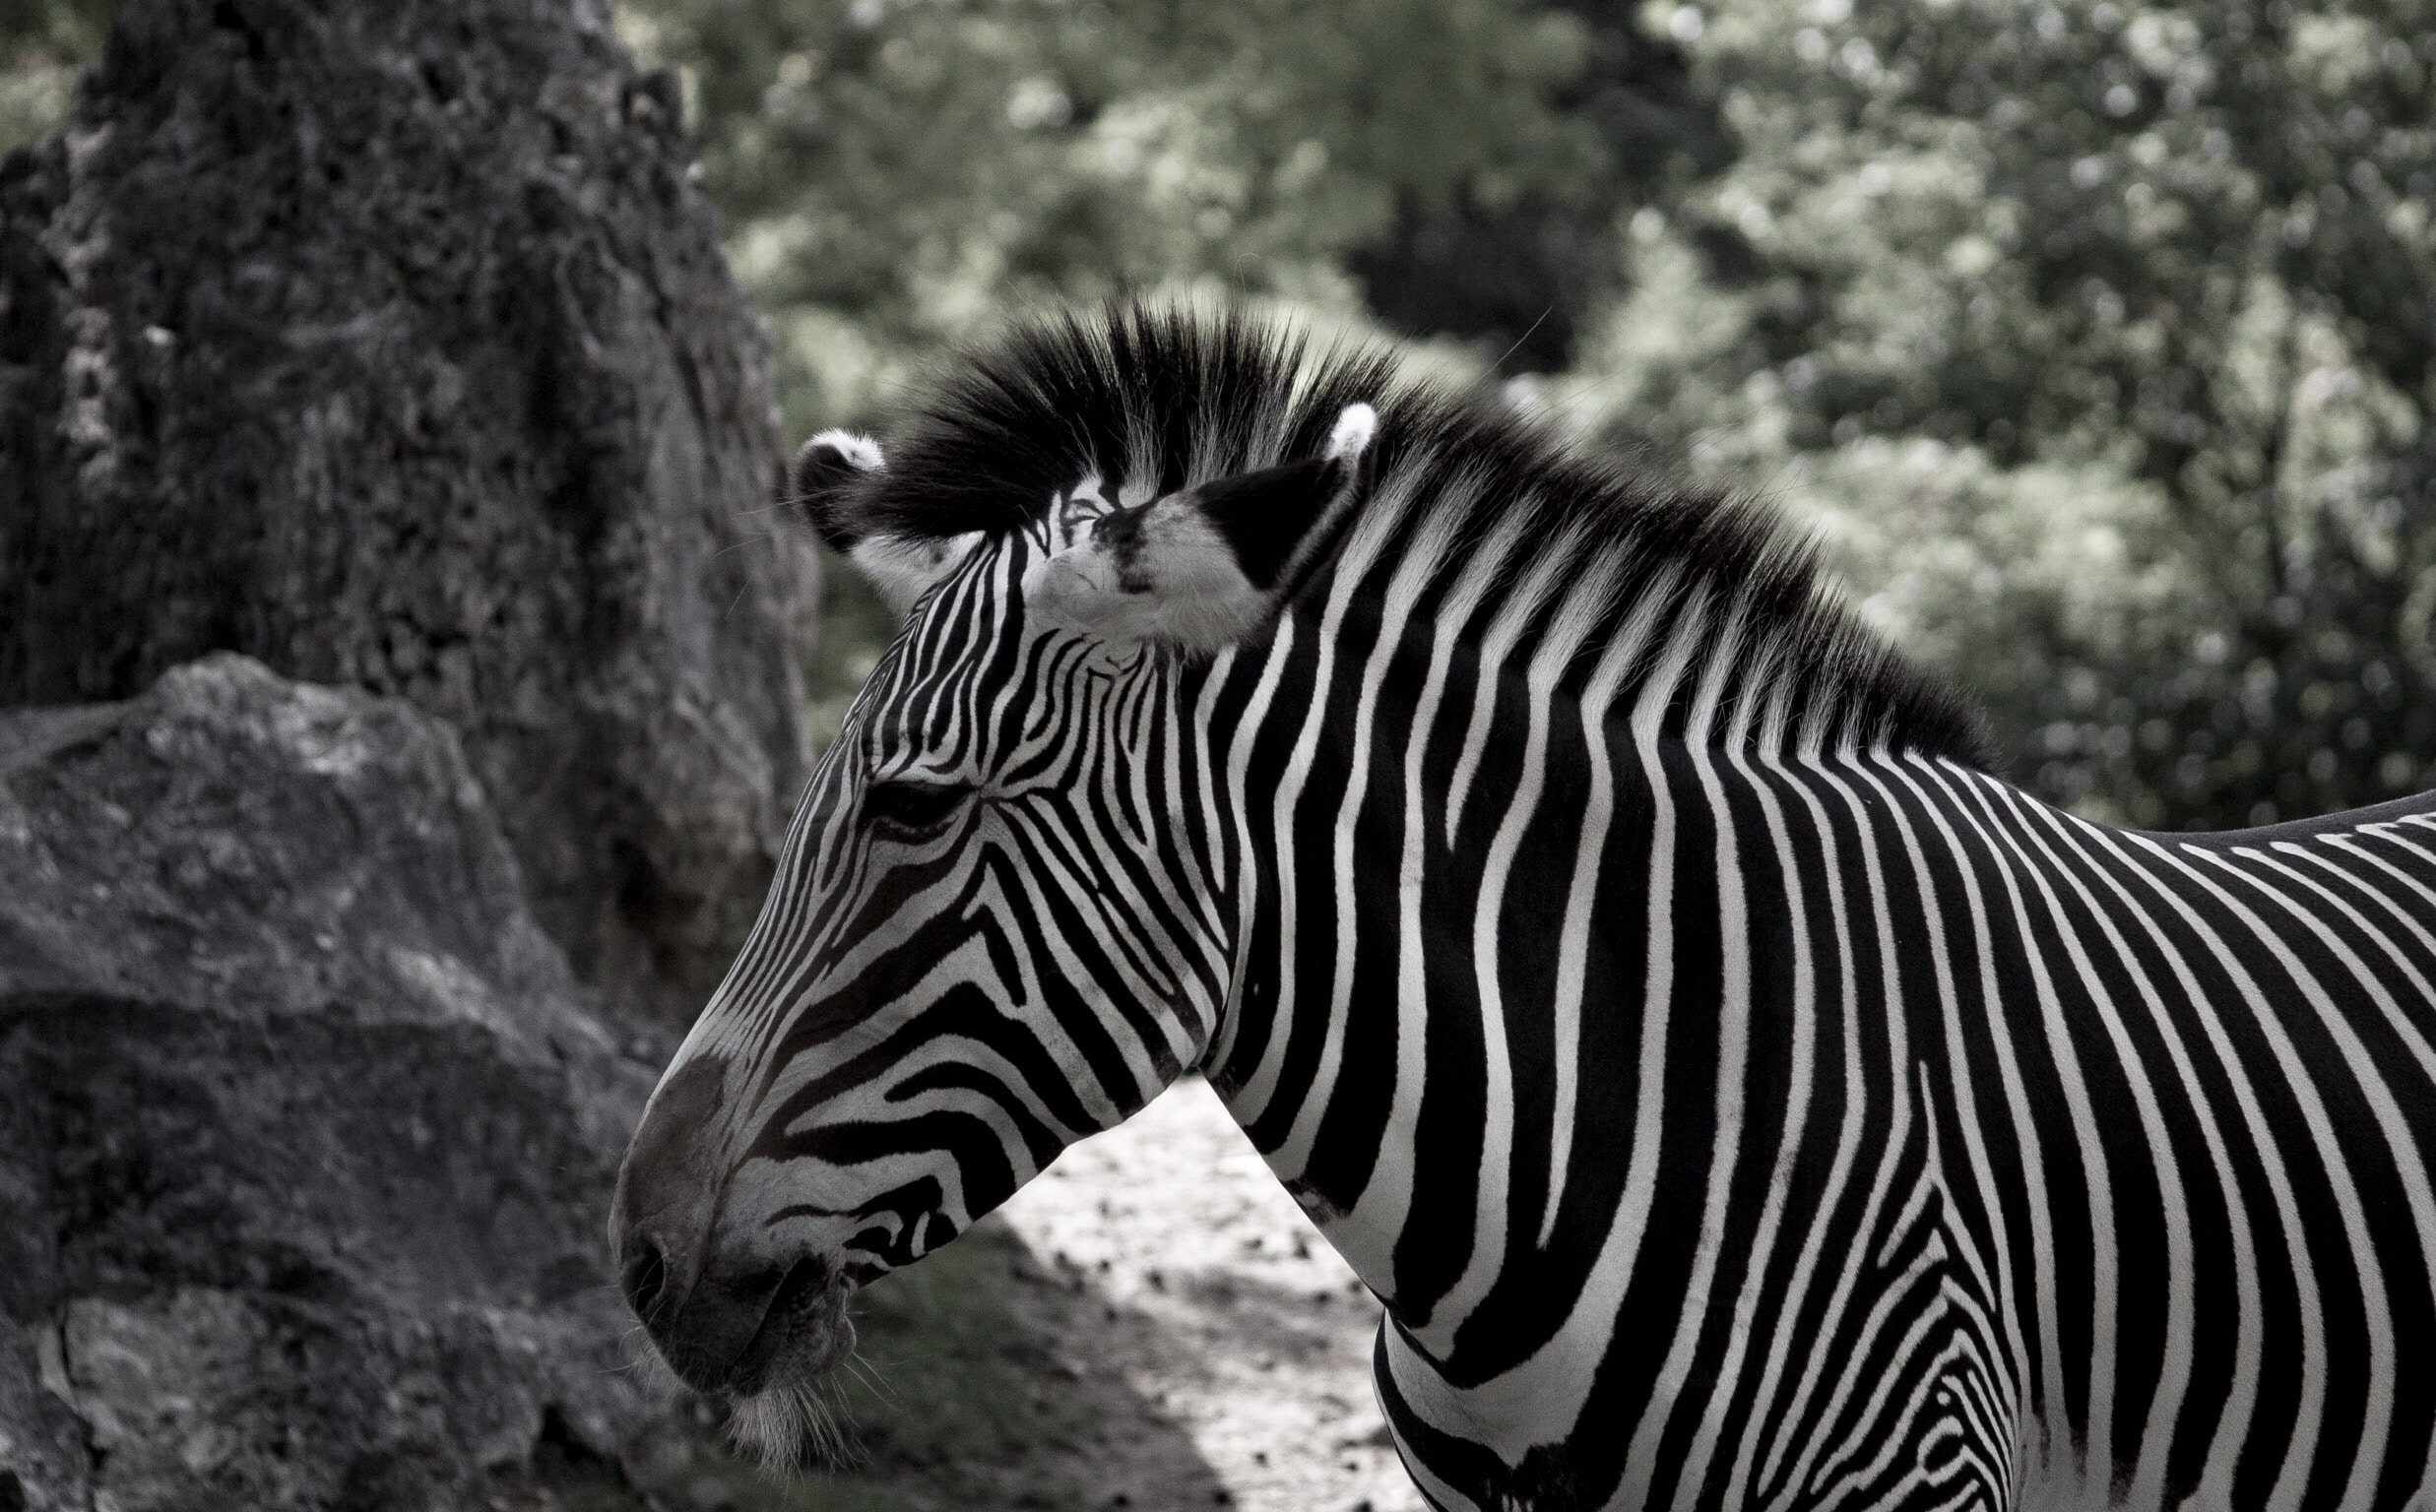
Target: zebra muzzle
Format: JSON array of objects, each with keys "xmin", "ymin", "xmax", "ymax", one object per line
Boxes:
[{"xmin": 628, "ymin": 1239, "xmax": 859, "ymax": 1395}]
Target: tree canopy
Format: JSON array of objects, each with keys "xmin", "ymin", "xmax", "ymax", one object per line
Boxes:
[
  {"xmin": 610, "ymin": 0, "xmax": 1722, "ymax": 431},
  {"xmin": 1583, "ymin": 0, "xmax": 2436, "ymax": 827}
]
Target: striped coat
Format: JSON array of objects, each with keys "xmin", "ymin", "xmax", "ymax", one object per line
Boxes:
[{"xmin": 612, "ymin": 304, "xmax": 2436, "ymax": 1510}]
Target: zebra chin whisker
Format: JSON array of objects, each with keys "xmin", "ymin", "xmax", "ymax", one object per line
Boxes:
[
  {"xmin": 725, "ymin": 1373, "xmax": 866, "ymax": 1473},
  {"xmin": 606, "ymin": 1326, "xmax": 679, "ymax": 1384},
  {"xmin": 841, "ymin": 1346, "xmax": 900, "ymax": 1409}
]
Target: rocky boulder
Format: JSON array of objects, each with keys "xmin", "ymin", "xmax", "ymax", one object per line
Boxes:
[
  {"xmin": 0, "ymin": 656, "xmax": 676, "ymax": 1511},
  {"xmin": 0, "ymin": 0, "xmax": 819, "ymax": 1024}
]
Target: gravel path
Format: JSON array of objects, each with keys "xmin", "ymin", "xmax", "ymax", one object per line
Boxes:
[{"xmin": 995, "ymin": 1077, "xmax": 1428, "ymax": 1512}]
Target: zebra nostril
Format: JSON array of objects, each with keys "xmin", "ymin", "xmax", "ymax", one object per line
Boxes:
[{"xmin": 622, "ymin": 1236, "xmax": 669, "ymax": 1319}]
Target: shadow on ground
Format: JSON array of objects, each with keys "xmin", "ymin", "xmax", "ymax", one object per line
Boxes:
[{"xmin": 501, "ymin": 1216, "xmax": 1229, "ymax": 1512}]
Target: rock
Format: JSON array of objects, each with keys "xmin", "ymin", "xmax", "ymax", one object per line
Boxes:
[
  {"xmin": 0, "ymin": 655, "xmax": 678, "ymax": 1510},
  {"xmin": 0, "ymin": 0, "xmax": 818, "ymax": 1024}
]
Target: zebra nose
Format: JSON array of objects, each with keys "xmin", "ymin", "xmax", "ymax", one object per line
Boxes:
[
  {"xmin": 619, "ymin": 1223, "xmax": 844, "ymax": 1393},
  {"xmin": 614, "ymin": 1052, "xmax": 780, "ymax": 1384},
  {"xmin": 621, "ymin": 1233, "xmax": 670, "ymax": 1319}
]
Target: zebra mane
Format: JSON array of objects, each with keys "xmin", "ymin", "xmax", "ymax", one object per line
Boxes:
[{"xmin": 851, "ymin": 300, "xmax": 1994, "ymax": 768}]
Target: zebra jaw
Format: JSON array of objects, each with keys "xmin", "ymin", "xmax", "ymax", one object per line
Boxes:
[{"xmin": 1025, "ymin": 401, "xmax": 1377, "ymax": 655}]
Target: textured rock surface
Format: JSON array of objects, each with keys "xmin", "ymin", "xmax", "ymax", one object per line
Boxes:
[
  {"xmin": 0, "ymin": 0, "xmax": 818, "ymax": 1023},
  {"xmin": 0, "ymin": 656, "xmax": 677, "ymax": 1511}
]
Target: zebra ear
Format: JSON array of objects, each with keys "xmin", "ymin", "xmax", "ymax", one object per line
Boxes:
[
  {"xmin": 791, "ymin": 429, "xmax": 974, "ymax": 614},
  {"xmin": 790, "ymin": 429, "xmax": 884, "ymax": 554},
  {"xmin": 1027, "ymin": 403, "xmax": 1376, "ymax": 654}
]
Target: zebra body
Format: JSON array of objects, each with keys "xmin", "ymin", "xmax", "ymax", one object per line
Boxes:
[{"xmin": 611, "ymin": 305, "xmax": 2436, "ymax": 1510}]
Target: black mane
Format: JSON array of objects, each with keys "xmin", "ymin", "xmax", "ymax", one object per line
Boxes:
[{"xmin": 844, "ymin": 300, "xmax": 1993, "ymax": 769}]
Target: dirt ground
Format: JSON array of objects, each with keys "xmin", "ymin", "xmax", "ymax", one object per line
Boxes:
[{"xmin": 992, "ymin": 1075, "xmax": 1428, "ymax": 1512}]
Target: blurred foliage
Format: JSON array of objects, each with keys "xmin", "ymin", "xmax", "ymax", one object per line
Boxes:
[
  {"xmin": 0, "ymin": 0, "xmax": 108, "ymax": 154},
  {"xmin": 1573, "ymin": 0, "xmax": 2436, "ymax": 826},
  {"xmin": 6, "ymin": 0, "xmax": 2432, "ymax": 826},
  {"xmin": 611, "ymin": 0, "xmax": 1720, "ymax": 436}
]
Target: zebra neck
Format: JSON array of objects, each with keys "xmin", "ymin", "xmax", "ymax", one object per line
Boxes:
[
  {"xmin": 1192, "ymin": 703, "xmax": 2044, "ymax": 1374},
  {"xmin": 1191, "ymin": 727, "xmax": 1937, "ymax": 1480},
  {"xmin": 1186, "ymin": 596, "xmax": 1963, "ymax": 1303}
]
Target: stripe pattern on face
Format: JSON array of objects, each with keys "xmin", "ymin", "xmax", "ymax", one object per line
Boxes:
[
  {"xmin": 675, "ymin": 503, "xmax": 1240, "ymax": 1281},
  {"xmin": 623, "ymin": 304, "xmax": 2436, "ymax": 1511}
]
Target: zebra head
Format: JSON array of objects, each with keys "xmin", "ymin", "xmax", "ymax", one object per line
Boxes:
[{"xmin": 609, "ymin": 352, "xmax": 1377, "ymax": 1439}]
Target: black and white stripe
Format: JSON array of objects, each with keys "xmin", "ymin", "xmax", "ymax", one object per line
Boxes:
[{"xmin": 618, "ymin": 304, "xmax": 2436, "ymax": 1510}]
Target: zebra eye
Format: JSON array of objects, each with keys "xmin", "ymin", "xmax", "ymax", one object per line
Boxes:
[{"xmin": 863, "ymin": 780, "xmax": 970, "ymax": 838}]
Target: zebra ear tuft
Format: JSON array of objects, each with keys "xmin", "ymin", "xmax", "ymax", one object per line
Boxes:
[
  {"xmin": 1327, "ymin": 402, "xmax": 1377, "ymax": 465},
  {"xmin": 790, "ymin": 430, "xmax": 884, "ymax": 553},
  {"xmin": 1026, "ymin": 402, "xmax": 1375, "ymax": 654}
]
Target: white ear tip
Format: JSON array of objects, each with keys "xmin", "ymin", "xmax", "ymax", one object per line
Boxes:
[
  {"xmin": 1327, "ymin": 403, "xmax": 1377, "ymax": 463},
  {"xmin": 808, "ymin": 428, "xmax": 885, "ymax": 472}
]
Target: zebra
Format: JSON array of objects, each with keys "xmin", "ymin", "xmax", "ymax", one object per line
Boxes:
[{"xmin": 610, "ymin": 301, "xmax": 2436, "ymax": 1511}]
